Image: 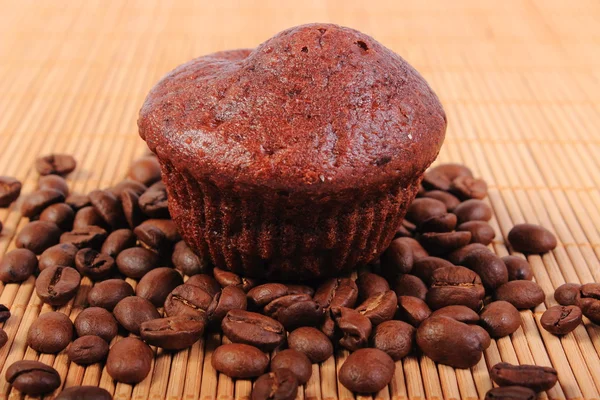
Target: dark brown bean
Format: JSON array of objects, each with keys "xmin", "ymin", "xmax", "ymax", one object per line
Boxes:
[
  {"xmin": 285, "ymin": 284, "xmax": 314, "ymax": 296},
  {"xmin": 128, "ymin": 156, "xmax": 162, "ymax": 186},
  {"xmin": 490, "ymin": 362, "xmax": 558, "ymax": 392},
  {"xmin": 419, "ymin": 231, "xmax": 472, "ymax": 255},
  {"xmin": 405, "ymin": 198, "xmax": 447, "ymax": 225},
  {"xmin": 16, "ymin": 221, "xmax": 61, "ymax": 254},
  {"xmin": 381, "ymin": 237, "xmax": 414, "ymax": 276},
  {"xmin": 21, "ymin": 189, "xmax": 65, "ymax": 217},
  {"xmin": 172, "ymin": 240, "xmax": 209, "ymax": 276},
  {"xmin": 276, "ymin": 300, "xmax": 324, "ymax": 330},
  {"xmin": 75, "ymin": 248, "xmax": 115, "ymax": 280},
  {"xmin": 212, "ymin": 343, "xmax": 268, "ymax": 379},
  {"xmin": 355, "ymin": 290, "xmax": 397, "ymax": 326},
  {"xmin": 106, "ymin": 337, "xmax": 153, "ymax": 384},
  {"xmin": 484, "ymin": 386, "xmax": 536, "ymax": 400},
  {"xmin": 392, "ymin": 274, "xmax": 428, "ymax": 301},
  {"xmin": 411, "ymin": 257, "xmax": 454, "ymax": 285},
  {"xmin": 453, "ymin": 199, "xmax": 492, "ymax": 224},
  {"xmin": 0, "ymin": 176, "xmax": 22, "ymax": 207},
  {"xmin": 140, "ymin": 316, "xmax": 205, "ymax": 350},
  {"xmin": 419, "ymin": 213, "xmax": 457, "ymax": 233},
  {"xmin": 74, "ymin": 307, "xmax": 118, "ymax": 342},
  {"xmin": 186, "ymin": 274, "xmax": 221, "ymax": 297},
  {"xmin": 116, "ymin": 247, "xmax": 159, "ymax": 279},
  {"xmin": 35, "ymin": 266, "xmax": 81, "ymax": 306},
  {"xmin": 0, "ymin": 304, "xmax": 11, "ymax": 323},
  {"xmin": 339, "ymin": 348, "xmax": 395, "ymax": 393},
  {"xmin": 207, "ymin": 285, "xmax": 248, "ymax": 323},
  {"xmin": 136, "ymin": 267, "xmax": 183, "ymax": 307},
  {"xmin": 462, "ymin": 250, "xmax": 508, "ymax": 290},
  {"xmin": 5, "ymin": 360, "xmax": 61, "ymax": 395},
  {"xmin": 60, "ymin": 226, "xmax": 108, "ymax": 249},
  {"xmin": 541, "ymin": 305, "xmax": 582, "ymax": 335},
  {"xmin": 502, "ymin": 256, "xmax": 533, "ymax": 281},
  {"xmin": 252, "ymin": 369, "xmax": 298, "ymax": 400},
  {"xmin": 87, "ymin": 279, "xmax": 134, "ymax": 311},
  {"xmin": 331, "ymin": 306, "xmax": 372, "ymax": 351},
  {"xmin": 479, "ymin": 301, "xmax": 521, "ymax": 338},
  {"xmin": 213, "ymin": 267, "xmax": 259, "ymax": 292},
  {"xmin": 423, "ymin": 190, "xmax": 461, "ymax": 211},
  {"xmin": 221, "ymin": 309, "xmax": 285, "ymax": 352},
  {"xmin": 111, "ymin": 179, "xmax": 148, "ymax": 197},
  {"xmin": 422, "ymin": 163, "xmax": 473, "ymax": 191},
  {"xmin": 270, "ymin": 349, "xmax": 312, "ymax": 384},
  {"xmin": 139, "ymin": 181, "xmax": 169, "ymax": 218},
  {"xmin": 101, "ymin": 229, "xmax": 136, "ymax": 257},
  {"xmin": 27, "ymin": 311, "xmax": 73, "ymax": 353},
  {"xmin": 427, "ymin": 266, "xmax": 485, "ymax": 310},
  {"xmin": 39, "ymin": 243, "xmax": 77, "ymax": 271},
  {"xmin": 72, "ymin": 206, "xmax": 106, "ymax": 230},
  {"xmin": 35, "ymin": 154, "xmax": 76, "ymax": 175},
  {"xmin": 356, "ymin": 272, "xmax": 390, "ymax": 301},
  {"xmin": 495, "ymin": 280, "xmax": 545, "ymax": 309},
  {"xmin": 164, "ymin": 284, "xmax": 212, "ymax": 318},
  {"xmin": 65, "ymin": 194, "xmax": 91, "ymax": 211},
  {"xmin": 371, "ymin": 320, "xmax": 415, "ymax": 360},
  {"xmin": 247, "ymin": 283, "xmax": 289, "ymax": 308},
  {"xmin": 397, "ymin": 296, "xmax": 431, "ymax": 327},
  {"xmin": 113, "ymin": 296, "xmax": 161, "ymax": 335},
  {"xmin": 446, "ymin": 243, "xmax": 491, "ymax": 265},
  {"xmin": 287, "ymin": 327, "xmax": 333, "ymax": 363},
  {"xmin": 554, "ymin": 283, "xmax": 581, "ymax": 306},
  {"xmin": 39, "ymin": 203, "xmax": 74, "ymax": 230},
  {"xmin": 457, "ymin": 221, "xmax": 495, "ymax": 245},
  {"xmin": 89, "ymin": 189, "xmax": 124, "ymax": 229},
  {"xmin": 431, "ymin": 305, "xmax": 480, "ymax": 324},
  {"xmin": 450, "ymin": 176, "xmax": 488, "ymax": 200},
  {"xmin": 577, "ymin": 283, "xmax": 600, "ymax": 324},
  {"xmin": 56, "ymin": 386, "xmax": 112, "ymax": 400},
  {"xmin": 67, "ymin": 335, "xmax": 109, "ymax": 365},
  {"xmin": 508, "ymin": 224, "xmax": 557, "ymax": 254},
  {"xmin": 38, "ymin": 175, "xmax": 68, "ymax": 196},
  {"xmin": 134, "ymin": 218, "xmax": 181, "ymax": 251},
  {"xmin": 0, "ymin": 248, "xmax": 38, "ymax": 283},
  {"xmin": 120, "ymin": 189, "xmax": 144, "ymax": 228}
]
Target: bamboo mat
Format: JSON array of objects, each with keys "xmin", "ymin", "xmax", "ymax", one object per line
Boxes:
[{"xmin": 0, "ymin": 0, "xmax": 599, "ymax": 399}]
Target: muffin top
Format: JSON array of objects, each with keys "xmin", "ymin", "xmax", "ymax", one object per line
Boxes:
[{"xmin": 139, "ymin": 23, "xmax": 446, "ymax": 195}]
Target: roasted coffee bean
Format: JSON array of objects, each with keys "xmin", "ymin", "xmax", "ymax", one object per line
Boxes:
[
  {"xmin": 67, "ymin": 335, "xmax": 109, "ymax": 365},
  {"xmin": 100, "ymin": 229, "xmax": 136, "ymax": 257},
  {"xmin": 164, "ymin": 284, "xmax": 212, "ymax": 318},
  {"xmin": 136, "ymin": 267, "xmax": 183, "ymax": 307},
  {"xmin": 554, "ymin": 283, "xmax": 581, "ymax": 306},
  {"xmin": 252, "ymin": 369, "xmax": 298, "ymax": 400},
  {"xmin": 0, "ymin": 329, "xmax": 7, "ymax": 349},
  {"xmin": 36, "ymin": 154, "xmax": 76, "ymax": 175},
  {"xmin": 16, "ymin": 221, "xmax": 61, "ymax": 254},
  {"xmin": 39, "ymin": 203, "xmax": 74, "ymax": 230},
  {"xmin": 39, "ymin": 243, "xmax": 77, "ymax": 271},
  {"xmin": 405, "ymin": 198, "xmax": 447, "ymax": 225},
  {"xmin": 541, "ymin": 305, "xmax": 582, "ymax": 335},
  {"xmin": 446, "ymin": 243, "xmax": 491, "ymax": 265},
  {"xmin": 65, "ymin": 194, "xmax": 91, "ymax": 210},
  {"xmin": 38, "ymin": 174, "xmax": 68, "ymax": 196},
  {"xmin": 356, "ymin": 272, "xmax": 390, "ymax": 301},
  {"xmin": 106, "ymin": 337, "xmax": 153, "ymax": 384},
  {"xmin": 140, "ymin": 316, "xmax": 205, "ymax": 350},
  {"xmin": 397, "ymin": 296, "xmax": 431, "ymax": 327},
  {"xmin": 139, "ymin": 181, "xmax": 169, "ymax": 218},
  {"xmin": 422, "ymin": 163, "xmax": 473, "ymax": 191},
  {"xmin": 73, "ymin": 206, "xmax": 106, "ymax": 230},
  {"xmin": 457, "ymin": 221, "xmax": 494, "ymax": 245},
  {"xmin": 431, "ymin": 305, "xmax": 480, "ymax": 324},
  {"xmin": 462, "ymin": 250, "xmax": 508, "ymax": 290},
  {"xmin": 87, "ymin": 279, "xmax": 134, "ymax": 311},
  {"xmin": 392, "ymin": 274, "xmax": 428, "ymax": 300},
  {"xmin": 331, "ymin": 306, "xmax": 372, "ymax": 351},
  {"xmin": 371, "ymin": 320, "xmax": 415, "ymax": 360},
  {"xmin": 419, "ymin": 213, "xmax": 457, "ymax": 233},
  {"xmin": 502, "ymin": 256, "xmax": 533, "ymax": 281},
  {"xmin": 89, "ymin": 189, "xmax": 124, "ymax": 229},
  {"xmin": 400, "ymin": 237, "xmax": 429, "ymax": 259},
  {"xmin": 313, "ymin": 277, "xmax": 359, "ymax": 339},
  {"xmin": 287, "ymin": 326, "xmax": 333, "ymax": 363},
  {"xmin": 56, "ymin": 385, "xmax": 112, "ymax": 400},
  {"xmin": 508, "ymin": 224, "xmax": 557, "ymax": 254},
  {"xmin": 212, "ymin": 343, "xmax": 268, "ymax": 378},
  {"xmin": 75, "ymin": 248, "xmax": 115, "ymax": 280},
  {"xmin": 128, "ymin": 156, "xmax": 162, "ymax": 186},
  {"xmin": 419, "ymin": 231, "xmax": 472, "ymax": 255},
  {"xmin": 479, "ymin": 301, "xmax": 521, "ymax": 338},
  {"xmin": 276, "ymin": 300, "xmax": 324, "ymax": 330},
  {"xmin": 213, "ymin": 267, "xmax": 258, "ymax": 292},
  {"xmin": 495, "ymin": 280, "xmax": 545, "ymax": 309},
  {"xmin": 35, "ymin": 266, "xmax": 81, "ymax": 306},
  {"xmin": 5, "ymin": 360, "xmax": 61, "ymax": 395},
  {"xmin": 427, "ymin": 266, "xmax": 485, "ymax": 310},
  {"xmin": 381, "ymin": 237, "xmax": 414, "ymax": 275},
  {"xmin": 450, "ymin": 176, "xmax": 488, "ymax": 200},
  {"xmin": 0, "ymin": 176, "xmax": 22, "ymax": 207},
  {"xmin": 0, "ymin": 248, "xmax": 38, "ymax": 283},
  {"xmin": 222, "ymin": 309, "xmax": 285, "ymax": 351},
  {"xmin": 423, "ymin": 190, "xmax": 461, "ymax": 211},
  {"xmin": 484, "ymin": 386, "xmax": 536, "ymax": 400},
  {"xmin": 0, "ymin": 304, "xmax": 11, "ymax": 323},
  {"xmin": 339, "ymin": 348, "xmax": 395, "ymax": 393},
  {"xmin": 60, "ymin": 226, "xmax": 108, "ymax": 249},
  {"xmin": 21, "ymin": 189, "xmax": 65, "ymax": 217},
  {"xmin": 490, "ymin": 362, "xmax": 558, "ymax": 392},
  {"xmin": 270, "ymin": 349, "xmax": 312, "ymax": 384},
  {"xmin": 134, "ymin": 219, "xmax": 180, "ymax": 251},
  {"xmin": 453, "ymin": 199, "xmax": 492, "ymax": 224},
  {"xmin": 172, "ymin": 240, "xmax": 209, "ymax": 276},
  {"xmin": 355, "ymin": 290, "xmax": 397, "ymax": 326},
  {"xmin": 247, "ymin": 283, "xmax": 289, "ymax": 308},
  {"xmin": 577, "ymin": 283, "xmax": 600, "ymax": 324},
  {"xmin": 412, "ymin": 257, "xmax": 454, "ymax": 285},
  {"xmin": 286, "ymin": 284, "xmax": 314, "ymax": 296},
  {"xmin": 27, "ymin": 311, "xmax": 73, "ymax": 353},
  {"xmin": 113, "ymin": 296, "xmax": 161, "ymax": 335},
  {"xmin": 120, "ymin": 189, "xmax": 144, "ymax": 228},
  {"xmin": 207, "ymin": 285, "xmax": 247, "ymax": 323},
  {"xmin": 111, "ymin": 179, "xmax": 148, "ymax": 197},
  {"xmin": 397, "ymin": 219, "xmax": 416, "ymax": 237},
  {"xmin": 417, "ymin": 315, "xmax": 487, "ymax": 368},
  {"xmin": 74, "ymin": 307, "xmax": 118, "ymax": 342},
  {"xmin": 186, "ymin": 274, "xmax": 221, "ymax": 296},
  {"xmin": 264, "ymin": 294, "xmax": 312, "ymax": 318},
  {"xmin": 116, "ymin": 247, "xmax": 159, "ymax": 278}
]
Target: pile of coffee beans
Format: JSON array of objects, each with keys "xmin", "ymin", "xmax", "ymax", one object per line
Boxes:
[{"xmin": 0, "ymin": 158, "xmax": 572, "ymax": 397}]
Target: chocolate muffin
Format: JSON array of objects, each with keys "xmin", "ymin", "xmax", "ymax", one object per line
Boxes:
[{"xmin": 139, "ymin": 23, "xmax": 446, "ymax": 280}]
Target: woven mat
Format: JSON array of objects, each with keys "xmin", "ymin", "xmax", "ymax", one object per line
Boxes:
[{"xmin": 1, "ymin": 0, "xmax": 600, "ymax": 399}]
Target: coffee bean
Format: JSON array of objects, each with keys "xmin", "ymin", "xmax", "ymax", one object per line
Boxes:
[
  {"xmin": 56, "ymin": 385, "xmax": 112, "ymax": 400},
  {"xmin": 356, "ymin": 272, "xmax": 390, "ymax": 301},
  {"xmin": 276, "ymin": 300, "xmax": 324, "ymax": 330},
  {"xmin": 164, "ymin": 284, "xmax": 212, "ymax": 318},
  {"xmin": 73, "ymin": 206, "xmax": 106, "ymax": 230},
  {"xmin": 140, "ymin": 316, "xmax": 205, "ymax": 350},
  {"xmin": 419, "ymin": 231, "xmax": 472, "ymax": 255},
  {"xmin": 405, "ymin": 198, "xmax": 447, "ymax": 225},
  {"xmin": 553, "ymin": 283, "xmax": 580, "ymax": 306},
  {"xmin": 270, "ymin": 349, "xmax": 312, "ymax": 384},
  {"xmin": 27, "ymin": 311, "xmax": 73, "ymax": 353},
  {"xmin": 120, "ymin": 189, "xmax": 144, "ymax": 228},
  {"xmin": 21, "ymin": 189, "xmax": 65, "ymax": 217},
  {"xmin": 577, "ymin": 283, "xmax": 600, "ymax": 324},
  {"xmin": 39, "ymin": 203, "xmax": 74, "ymax": 230},
  {"xmin": 74, "ymin": 307, "xmax": 118, "ymax": 342},
  {"xmin": 427, "ymin": 266, "xmax": 485, "ymax": 310},
  {"xmin": 65, "ymin": 194, "xmax": 91, "ymax": 210},
  {"xmin": 541, "ymin": 305, "xmax": 582, "ymax": 335},
  {"xmin": 113, "ymin": 296, "xmax": 161, "ymax": 335},
  {"xmin": 100, "ymin": 229, "xmax": 136, "ymax": 257},
  {"xmin": 247, "ymin": 283, "xmax": 289, "ymax": 308},
  {"xmin": 508, "ymin": 224, "xmax": 557, "ymax": 254},
  {"xmin": 106, "ymin": 337, "xmax": 153, "ymax": 384},
  {"xmin": 139, "ymin": 181, "xmax": 169, "ymax": 218},
  {"xmin": 422, "ymin": 163, "xmax": 473, "ymax": 191},
  {"xmin": 331, "ymin": 306, "xmax": 372, "ymax": 351},
  {"xmin": 339, "ymin": 348, "xmax": 395, "ymax": 393},
  {"xmin": 371, "ymin": 320, "xmax": 415, "ymax": 360},
  {"xmin": 450, "ymin": 176, "xmax": 488, "ymax": 200},
  {"xmin": 136, "ymin": 267, "xmax": 183, "ymax": 307},
  {"xmin": 416, "ymin": 315, "xmax": 487, "ymax": 368},
  {"xmin": 431, "ymin": 305, "xmax": 480, "ymax": 324},
  {"xmin": 134, "ymin": 218, "xmax": 180, "ymax": 251},
  {"xmin": 89, "ymin": 189, "xmax": 124, "ymax": 229},
  {"xmin": 5, "ymin": 360, "xmax": 61, "ymax": 395},
  {"xmin": 39, "ymin": 243, "xmax": 77, "ymax": 271},
  {"xmin": 484, "ymin": 386, "xmax": 536, "ymax": 400},
  {"xmin": 252, "ymin": 369, "xmax": 298, "ymax": 400},
  {"xmin": 419, "ymin": 213, "xmax": 457, "ymax": 233},
  {"xmin": 396, "ymin": 220, "xmax": 415, "ymax": 237},
  {"xmin": 0, "ymin": 304, "xmax": 11, "ymax": 323},
  {"xmin": 397, "ymin": 296, "xmax": 432, "ymax": 327},
  {"xmin": 213, "ymin": 267, "xmax": 259, "ymax": 292},
  {"xmin": 172, "ymin": 240, "xmax": 209, "ymax": 276},
  {"xmin": 446, "ymin": 243, "xmax": 491, "ymax": 265},
  {"xmin": 457, "ymin": 221, "xmax": 494, "ymax": 245},
  {"xmin": 35, "ymin": 266, "xmax": 81, "ymax": 306},
  {"xmin": 0, "ymin": 248, "xmax": 38, "ymax": 283},
  {"xmin": 186, "ymin": 274, "xmax": 221, "ymax": 296},
  {"xmin": 286, "ymin": 284, "xmax": 314, "ymax": 296},
  {"xmin": 16, "ymin": 221, "xmax": 61, "ymax": 254},
  {"xmin": 314, "ymin": 277, "xmax": 359, "ymax": 311},
  {"xmin": 116, "ymin": 247, "xmax": 159, "ymax": 278},
  {"xmin": 38, "ymin": 174, "xmax": 68, "ymax": 196},
  {"xmin": 453, "ymin": 199, "xmax": 492, "ymax": 224},
  {"xmin": 207, "ymin": 285, "xmax": 247, "ymax": 323},
  {"xmin": 490, "ymin": 362, "xmax": 558, "ymax": 392},
  {"xmin": 264, "ymin": 294, "xmax": 312, "ymax": 319},
  {"xmin": 111, "ymin": 179, "xmax": 148, "ymax": 197},
  {"xmin": 423, "ymin": 190, "xmax": 461, "ymax": 211},
  {"xmin": 0, "ymin": 176, "xmax": 22, "ymax": 207},
  {"xmin": 287, "ymin": 327, "xmax": 333, "ymax": 363},
  {"xmin": 392, "ymin": 274, "xmax": 428, "ymax": 300},
  {"xmin": 128, "ymin": 156, "xmax": 162, "ymax": 186},
  {"xmin": 60, "ymin": 226, "xmax": 108, "ymax": 249},
  {"xmin": 412, "ymin": 257, "xmax": 454, "ymax": 285},
  {"xmin": 462, "ymin": 250, "xmax": 508, "ymax": 290},
  {"xmin": 212, "ymin": 343, "xmax": 268, "ymax": 378},
  {"xmin": 36, "ymin": 154, "xmax": 76, "ymax": 175},
  {"xmin": 75, "ymin": 248, "xmax": 115, "ymax": 280},
  {"xmin": 381, "ymin": 237, "xmax": 414, "ymax": 275},
  {"xmin": 87, "ymin": 279, "xmax": 134, "ymax": 311},
  {"xmin": 0, "ymin": 329, "xmax": 7, "ymax": 349},
  {"xmin": 502, "ymin": 256, "xmax": 533, "ymax": 281},
  {"xmin": 67, "ymin": 335, "xmax": 109, "ymax": 365},
  {"xmin": 495, "ymin": 280, "xmax": 545, "ymax": 309},
  {"xmin": 479, "ymin": 301, "xmax": 521, "ymax": 337},
  {"xmin": 222, "ymin": 309, "xmax": 285, "ymax": 351},
  {"xmin": 355, "ymin": 290, "xmax": 397, "ymax": 326}
]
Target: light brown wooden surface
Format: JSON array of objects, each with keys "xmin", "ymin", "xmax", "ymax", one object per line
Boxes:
[{"xmin": 0, "ymin": 0, "xmax": 599, "ymax": 399}]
